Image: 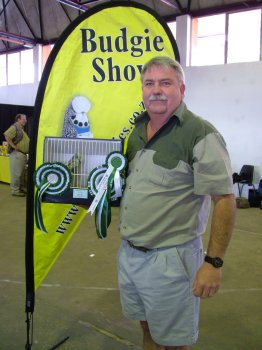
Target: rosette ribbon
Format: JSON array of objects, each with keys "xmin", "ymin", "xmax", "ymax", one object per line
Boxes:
[
  {"xmin": 88, "ymin": 152, "xmax": 127, "ymax": 239},
  {"xmin": 34, "ymin": 162, "xmax": 71, "ymax": 233}
]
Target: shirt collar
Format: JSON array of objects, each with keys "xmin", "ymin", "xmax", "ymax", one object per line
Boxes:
[{"xmin": 171, "ymin": 101, "xmax": 186, "ymax": 125}]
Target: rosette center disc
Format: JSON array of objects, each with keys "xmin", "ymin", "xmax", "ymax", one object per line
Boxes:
[
  {"xmin": 110, "ymin": 156, "xmax": 122, "ymax": 168},
  {"xmin": 47, "ymin": 173, "xmax": 59, "ymax": 185}
]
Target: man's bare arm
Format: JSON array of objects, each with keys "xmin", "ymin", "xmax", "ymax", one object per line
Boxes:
[{"xmin": 193, "ymin": 194, "xmax": 236, "ymax": 298}]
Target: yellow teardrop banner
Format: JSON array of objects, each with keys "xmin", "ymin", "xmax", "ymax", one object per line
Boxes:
[{"xmin": 26, "ymin": 1, "xmax": 180, "ymax": 294}]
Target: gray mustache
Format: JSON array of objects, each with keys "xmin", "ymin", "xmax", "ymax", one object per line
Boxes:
[{"xmin": 148, "ymin": 95, "xmax": 168, "ymax": 101}]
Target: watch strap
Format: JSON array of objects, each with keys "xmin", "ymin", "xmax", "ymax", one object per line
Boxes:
[{"xmin": 204, "ymin": 255, "xmax": 223, "ymax": 268}]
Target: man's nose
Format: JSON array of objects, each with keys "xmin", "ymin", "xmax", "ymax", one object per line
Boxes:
[{"xmin": 152, "ymin": 83, "xmax": 162, "ymax": 93}]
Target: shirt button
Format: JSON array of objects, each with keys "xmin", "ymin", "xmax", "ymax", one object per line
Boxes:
[
  {"xmin": 135, "ymin": 169, "xmax": 139, "ymax": 172},
  {"xmin": 129, "ymin": 186, "xmax": 132, "ymax": 189}
]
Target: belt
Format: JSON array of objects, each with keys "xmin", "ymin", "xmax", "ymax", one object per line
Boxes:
[
  {"xmin": 16, "ymin": 150, "xmax": 27, "ymax": 155},
  {"xmin": 127, "ymin": 240, "xmax": 152, "ymax": 253}
]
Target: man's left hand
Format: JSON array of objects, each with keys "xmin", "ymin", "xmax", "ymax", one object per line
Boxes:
[{"xmin": 192, "ymin": 262, "xmax": 222, "ymax": 298}]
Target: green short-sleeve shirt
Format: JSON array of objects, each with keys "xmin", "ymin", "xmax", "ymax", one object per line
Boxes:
[
  {"xmin": 4, "ymin": 122, "xmax": 29, "ymax": 153},
  {"xmin": 119, "ymin": 102, "xmax": 233, "ymax": 248}
]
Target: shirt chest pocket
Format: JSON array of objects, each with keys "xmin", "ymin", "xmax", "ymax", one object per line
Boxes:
[{"xmin": 148, "ymin": 153, "xmax": 193, "ymax": 189}]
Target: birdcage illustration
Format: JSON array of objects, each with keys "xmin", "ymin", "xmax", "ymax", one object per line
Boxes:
[{"xmin": 41, "ymin": 137, "xmax": 123, "ymax": 205}]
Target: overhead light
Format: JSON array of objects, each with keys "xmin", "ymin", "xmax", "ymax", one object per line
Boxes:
[
  {"xmin": 0, "ymin": 31, "xmax": 36, "ymax": 48},
  {"xmin": 159, "ymin": 0, "xmax": 179, "ymax": 9},
  {"xmin": 57, "ymin": 0, "xmax": 89, "ymax": 12}
]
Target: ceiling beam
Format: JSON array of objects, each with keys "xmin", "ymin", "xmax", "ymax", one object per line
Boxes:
[
  {"xmin": 13, "ymin": 0, "xmax": 37, "ymax": 38},
  {"xmin": 56, "ymin": 0, "xmax": 89, "ymax": 11},
  {"xmin": 186, "ymin": 0, "xmax": 192, "ymax": 14},
  {"xmin": 81, "ymin": 0, "xmax": 105, "ymax": 4},
  {"xmin": 0, "ymin": 0, "xmax": 11, "ymax": 17},
  {"xmin": 58, "ymin": 1, "xmax": 75, "ymax": 22},
  {"xmin": 38, "ymin": 0, "xmax": 44, "ymax": 40},
  {"xmin": 0, "ymin": 31, "xmax": 36, "ymax": 47},
  {"xmin": 174, "ymin": 0, "xmax": 184, "ymax": 13}
]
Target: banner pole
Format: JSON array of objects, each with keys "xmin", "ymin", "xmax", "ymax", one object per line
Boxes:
[
  {"xmin": 25, "ymin": 311, "xmax": 33, "ymax": 350},
  {"xmin": 25, "ymin": 93, "xmax": 39, "ymax": 347}
]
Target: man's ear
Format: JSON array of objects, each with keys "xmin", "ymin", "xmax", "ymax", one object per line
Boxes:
[{"xmin": 180, "ymin": 83, "xmax": 186, "ymax": 98}]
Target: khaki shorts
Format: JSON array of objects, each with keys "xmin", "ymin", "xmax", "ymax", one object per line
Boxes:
[{"xmin": 118, "ymin": 237, "xmax": 203, "ymax": 346}]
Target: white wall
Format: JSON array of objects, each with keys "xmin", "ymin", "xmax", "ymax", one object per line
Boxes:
[
  {"xmin": 184, "ymin": 61, "xmax": 262, "ymax": 184},
  {"xmin": 182, "ymin": 62, "xmax": 262, "ymax": 197},
  {"xmin": 0, "ymin": 82, "xmax": 38, "ymax": 106},
  {"xmin": 0, "ymin": 45, "xmax": 39, "ymax": 106}
]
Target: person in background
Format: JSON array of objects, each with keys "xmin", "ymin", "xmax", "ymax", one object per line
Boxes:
[
  {"xmin": 4, "ymin": 113, "xmax": 30, "ymax": 197},
  {"xmin": 118, "ymin": 56, "xmax": 236, "ymax": 350}
]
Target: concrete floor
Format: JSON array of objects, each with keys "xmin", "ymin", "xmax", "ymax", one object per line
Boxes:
[{"xmin": 0, "ymin": 181, "xmax": 262, "ymax": 350}]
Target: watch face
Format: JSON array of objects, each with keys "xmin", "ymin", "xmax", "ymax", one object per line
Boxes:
[{"xmin": 213, "ymin": 258, "xmax": 223, "ymax": 268}]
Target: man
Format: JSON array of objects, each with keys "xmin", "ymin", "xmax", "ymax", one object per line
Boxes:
[
  {"xmin": 4, "ymin": 113, "xmax": 30, "ymax": 197},
  {"xmin": 118, "ymin": 56, "xmax": 236, "ymax": 350}
]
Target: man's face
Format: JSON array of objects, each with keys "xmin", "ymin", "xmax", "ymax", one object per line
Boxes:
[
  {"xmin": 142, "ymin": 65, "xmax": 185, "ymax": 119},
  {"xmin": 19, "ymin": 115, "xmax": 27, "ymax": 126}
]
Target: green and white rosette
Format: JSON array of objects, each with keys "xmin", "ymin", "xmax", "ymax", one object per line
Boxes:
[
  {"xmin": 88, "ymin": 151, "xmax": 127, "ymax": 239},
  {"xmin": 34, "ymin": 162, "xmax": 71, "ymax": 233}
]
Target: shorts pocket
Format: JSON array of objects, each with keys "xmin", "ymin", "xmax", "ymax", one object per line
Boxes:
[
  {"xmin": 175, "ymin": 242, "xmax": 203, "ymax": 281},
  {"xmin": 164, "ymin": 248, "xmax": 190, "ymax": 282}
]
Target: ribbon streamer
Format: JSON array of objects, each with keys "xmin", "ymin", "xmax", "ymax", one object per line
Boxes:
[
  {"xmin": 35, "ymin": 181, "xmax": 51, "ymax": 233},
  {"xmin": 88, "ymin": 152, "xmax": 127, "ymax": 239},
  {"xmin": 34, "ymin": 162, "xmax": 72, "ymax": 233},
  {"xmin": 88, "ymin": 165, "xmax": 116, "ymax": 215}
]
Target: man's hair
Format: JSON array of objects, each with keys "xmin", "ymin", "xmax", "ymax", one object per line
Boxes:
[
  {"xmin": 15, "ymin": 113, "xmax": 25, "ymax": 122},
  {"xmin": 140, "ymin": 56, "xmax": 185, "ymax": 85}
]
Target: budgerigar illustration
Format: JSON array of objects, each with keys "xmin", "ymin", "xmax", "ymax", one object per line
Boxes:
[{"xmin": 62, "ymin": 96, "xmax": 93, "ymax": 138}]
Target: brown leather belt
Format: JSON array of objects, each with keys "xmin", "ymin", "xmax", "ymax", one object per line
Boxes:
[{"xmin": 127, "ymin": 240, "xmax": 152, "ymax": 253}]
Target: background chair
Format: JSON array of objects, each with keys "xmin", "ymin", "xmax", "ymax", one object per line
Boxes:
[{"xmin": 233, "ymin": 165, "xmax": 256, "ymax": 197}]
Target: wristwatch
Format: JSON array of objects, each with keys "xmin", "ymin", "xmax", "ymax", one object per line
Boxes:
[{"xmin": 204, "ymin": 255, "xmax": 223, "ymax": 268}]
